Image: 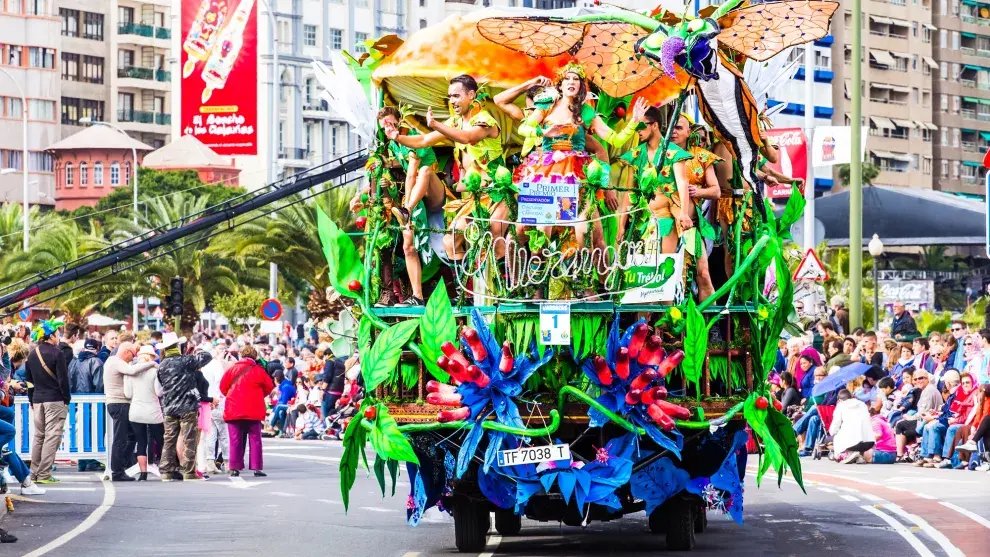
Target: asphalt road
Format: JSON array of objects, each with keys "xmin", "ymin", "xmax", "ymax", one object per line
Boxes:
[{"xmin": 4, "ymin": 438, "xmax": 989, "ymax": 557}]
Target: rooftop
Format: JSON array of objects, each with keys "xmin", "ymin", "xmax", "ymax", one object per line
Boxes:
[
  {"xmin": 143, "ymin": 134, "xmax": 233, "ymax": 169},
  {"xmin": 47, "ymin": 126, "xmax": 154, "ymax": 152}
]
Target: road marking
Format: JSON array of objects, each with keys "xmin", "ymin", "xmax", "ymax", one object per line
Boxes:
[
  {"xmin": 317, "ymin": 498, "xmax": 343, "ymax": 505},
  {"xmin": 881, "ymin": 503, "xmax": 963, "ymax": 557},
  {"xmin": 22, "ymin": 474, "xmax": 115, "ymax": 557},
  {"xmin": 939, "ymin": 501, "xmax": 990, "ymax": 529},
  {"xmin": 839, "ymin": 495, "xmax": 860, "ymax": 502},
  {"xmin": 860, "ymin": 493, "xmax": 884, "ymax": 503},
  {"xmin": 817, "ymin": 487, "xmax": 838, "ymax": 493},
  {"xmin": 265, "ymin": 452, "xmax": 341, "ymax": 463},
  {"xmin": 835, "ymin": 486, "xmax": 860, "ymax": 494},
  {"xmin": 225, "ymin": 476, "xmax": 271, "ymax": 489},
  {"xmin": 35, "ymin": 487, "xmax": 98, "ymax": 491},
  {"xmin": 479, "ymin": 513, "xmax": 502, "ymax": 557},
  {"xmin": 401, "ymin": 553, "xmax": 421, "ymax": 557},
  {"xmin": 859, "ymin": 505, "xmax": 936, "ymax": 557},
  {"xmin": 270, "ymin": 491, "xmax": 300, "ymax": 497},
  {"xmin": 360, "ymin": 507, "xmax": 395, "ymax": 512},
  {"xmin": 913, "ymin": 492, "xmax": 937, "ymax": 500}
]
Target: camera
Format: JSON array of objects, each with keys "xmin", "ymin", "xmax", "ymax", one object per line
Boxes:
[{"xmin": 0, "ymin": 335, "xmax": 10, "ymax": 346}]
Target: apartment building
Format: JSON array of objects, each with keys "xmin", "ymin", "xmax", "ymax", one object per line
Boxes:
[
  {"xmin": 830, "ymin": 0, "xmax": 937, "ymax": 190},
  {"xmin": 0, "ymin": 0, "xmax": 60, "ymax": 206},
  {"xmin": 59, "ymin": 0, "xmax": 171, "ymax": 149},
  {"xmin": 932, "ymin": 0, "xmax": 990, "ymax": 195}
]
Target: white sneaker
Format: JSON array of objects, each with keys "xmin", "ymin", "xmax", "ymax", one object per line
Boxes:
[
  {"xmin": 1, "ymin": 469, "xmax": 14, "ymax": 485},
  {"xmin": 977, "ymin": 462, "xmax": 990, "ymax": 472},
  {"xmin": 21, "ymin": 482, "xmax": 45, "ymax": 496},
  {"xmin": 957, "ymin": 441, "xmax": 978, "ymax": 452},
  {"xmin": 148, "ymin": 464, "xmax": 161, "ymax": 478},
  {"xmin": 841, "ymin": 451, "xmax": 862, "ymax": 464}
]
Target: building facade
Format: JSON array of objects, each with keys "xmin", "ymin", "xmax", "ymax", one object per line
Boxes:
[{"xmin": 0, "ymin": 0, "xmax": 60, "ymax": 206}]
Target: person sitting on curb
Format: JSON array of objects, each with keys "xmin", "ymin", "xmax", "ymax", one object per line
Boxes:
[
  {"xmin": 829, "ymin": 389, "xmax": 875, "ymax": 464},
  {"xmin": 293, "ymin": 404, "xmax": 326, "ymax": 440}
]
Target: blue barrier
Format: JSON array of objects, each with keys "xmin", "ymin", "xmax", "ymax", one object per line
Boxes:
[{"xmin": 11, "ymin": 394, "xmax": 109, "ymax": 463}]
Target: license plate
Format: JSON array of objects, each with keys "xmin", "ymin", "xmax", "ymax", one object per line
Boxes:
[{"xmin": 497, "ymin": 444, "xmax": 571, "ymax": 467}]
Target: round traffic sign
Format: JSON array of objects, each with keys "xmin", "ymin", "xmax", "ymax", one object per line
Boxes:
[
  {"xmin": 18, "ymin": 308, "xmax": 30, "ymax": 321},
  {"xmin": 260, "ymin": 298, "xmax": 282, "ymax": 321}
]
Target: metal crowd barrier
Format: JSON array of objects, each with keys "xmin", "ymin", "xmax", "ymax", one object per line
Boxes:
[{"xmin": 11, "ymin": 394, "xmax": 109, "ymax": 463}]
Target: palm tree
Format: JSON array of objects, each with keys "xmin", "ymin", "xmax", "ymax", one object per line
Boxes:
[{"xmin": 837, "ymin": 163, "xmax": 881, "ymax": 188}]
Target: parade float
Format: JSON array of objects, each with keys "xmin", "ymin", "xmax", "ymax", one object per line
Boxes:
[{"xmin": 313, "ymin": 1, "xmax": 836, "ymax": 552}]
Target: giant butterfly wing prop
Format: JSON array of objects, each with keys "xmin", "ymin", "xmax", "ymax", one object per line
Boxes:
[
  {"xmin": 477, "ymin": 18, "xmax": 666, "ymax": 98},
  {"xmin": 715, "ymin": 1, "xmax": 839, "ymax": 61}
]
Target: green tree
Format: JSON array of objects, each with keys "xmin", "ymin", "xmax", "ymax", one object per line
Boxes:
[
  {"xmin": 837, "ymin": 163, "xmax": 881, "ymax": 188},
  {"xmin": 211, "ymin": 287, "xmax": 268, "ymax": 335}
]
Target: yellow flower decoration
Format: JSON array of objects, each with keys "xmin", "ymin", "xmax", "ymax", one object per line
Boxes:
[
  {"xmin": 661, "ymin": 183, "xmax": 676, "ymax": 196},
  {"xmin": 660, "ymin": 167, "xmax": 671, "ymax": 178},
  {"xmin": 757, "ymin": 305, "xmax": 770, "ymax": 320},
  {"xmin": 669, "ymin": 307, "xmax": 683, "ymax": 321}
]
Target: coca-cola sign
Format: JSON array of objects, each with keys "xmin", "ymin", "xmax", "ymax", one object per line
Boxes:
[{"xmin": 763, "ymin": 128, "xmax": 808, "ymax": 200}]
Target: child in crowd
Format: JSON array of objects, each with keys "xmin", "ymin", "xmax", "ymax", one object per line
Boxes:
[{"xmin": 294, "ymin": 404, "xmax": 325, "ymax": 440}]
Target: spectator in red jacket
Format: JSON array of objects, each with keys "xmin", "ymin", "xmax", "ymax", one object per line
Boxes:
[{"xmin": 220, "ymin": 344, "xmax": 274, "ymax": 477}]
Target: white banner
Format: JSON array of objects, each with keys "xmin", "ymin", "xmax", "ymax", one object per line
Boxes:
[{"xmin": 811, "ymin": 126, "xmax": 869, "ymax": 167}]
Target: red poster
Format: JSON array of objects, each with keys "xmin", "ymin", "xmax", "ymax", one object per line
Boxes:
[
  {"xmin": 179, "ymin": 0, "xmax": 258, "ymax": 155},
  {"xmin": 763, "ymin": 128, "xmax": 808, "ymax": 200}
]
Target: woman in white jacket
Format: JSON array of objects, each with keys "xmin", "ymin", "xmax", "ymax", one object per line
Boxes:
[
  {"xmin": 828, "ymin": 389, "xmax": 876, "ymax": 464},
  {"xmin": 124, "ymin": 346, "xmax": 164, "ymax": 481}
]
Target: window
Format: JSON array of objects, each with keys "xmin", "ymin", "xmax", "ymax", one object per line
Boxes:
[
  {"xmin": 953, "ymin": 95, "xmax": 961, "ymax": 112},
  {"xmin": 29, "ymin": 152, "xmax": 52, "ymax": 173},
  {"xmin": 118, "ymin": 6, "xmax": 133, "ymax": 24},
  {"xmin": 419, "ymin": 0, "xmax": 425, "ymax": 5},
  {"xmin": 912, "ymin": 87, "xmax": 919, "ymax": 104},
  {"xmin": 62, "ymin": 52, "xmax": 79, "ymax": 81},
  {"xmin": 61, "ymin": 8, "xmax": 80, "ymax": 37},
  {"xmin": 118, "ymin": 49, "xmax": 134, "ymax": 68},
  {"xmin": 79, "ymin": 162, "xmax": 87, "ymax": 186},
  {"xmin": 65, "ymin": 163, "xmax": 73, "ymax": 186},
  {"xmin": 940, "ymin": 29, "xmax": 947, "ymax": 47},
  {"xmin": 329, "ymin": 29, "xmax": 342, "ymax": 50},
  {"xmin": 912, "ymin": 154, "xmax": 919, "ymax": 170},
  {"xmin": 953, "ymin": 31, "xmax": 960, "ymax": 49},
  {"xmin": 923, "ymin": 27, "xmax": 932, "ymax": 43},
  {"xmin": 82, "ymin": 56, "xmax": 104, "ymax": 84},
  {"xmin": 124, "ymin": 162, "xmax": 130, "ymax": 186},
  {"xmin": 8, "ymin": 46, "xmax": 22, "ymax": 66},
  {"xmin": 305, "ymin": 77, "xmax": 315, "ymax": 104},
  {"xmin": 420, "ymin": 18, "xmax": 427, "ymax": 29},
  {"xmin": 941, "ymin": 127, "xmax": 949, "ymax": 145},
  {"xmin": 110, "ymin": 162, "xmax": 120, "ymax": 186},
  {"xmin": 923, "ymin": 157, "xmax": 932, "ymax": 174},
  {"xmin": 29, "ymin": 47, "xmax": 55, "ymax": 69},
  {"xmin": 304, "ymin": 24, "xmax": 317, "ymax": 46},
  {"xmin": 7, "ymin": 97, "xmax": 22, "ymax": 118},
  {"xmin": 29, "ymin": 100, "xmax": 55, "ymax": 121},
  {"xmin": 912, "ymin": 21, "xmax": 918, "ymax": 36},
  {"xmin": 24, "ymin": 0, "xmax": 43, "ymax": 15},
  {"xmin": 61, "ymin": 96, "xmax": 79, "ymax": 124},
  {"xmin": 4, "ymin": 0, "xmax": 21, "ymax": 13},
  {"xmin": 940, "ymin": 61, "xmax": 948, "ymax": 77},
  {"xmin": 305, "ymin": 122, "xmax": 313, "ymax": 153},
  {"xmin": 953, "ymin": 0, "xmax": 960, "ymax": 14},
  {"xmin": 82, "ymin": 99, "xmax": 104, "ymax": 123},
  {"xmin": 952, "ymin": 127, "xmax": 960, "ymax": 147},
  {"xmin": 354, "ymin": 32, "xmax": 369, "ymax": 53},
  {"xmin": 941, "ymin": 159, "xmax": 949, "ymax": 177},
  {"xmin": 83, "ymin": 13, "xmax": 104, "ymax": 40},
  {"xmin": 279, "ymin": 120, "xmax": 285, "ymax": 152},
  {"xmin": 2, "ymin": 150, "xmax": 21, "ymax": 170},
  {"xmin": 952, "ymin": 160, "xmax": 960, "ymax": 178},
  {"xmin": 277, "ymin": 21, "xmax": 291, "ymax": 49},
  {"xmin": 93, "ymin": 162, "xmax": 103, "ymax": 185}
]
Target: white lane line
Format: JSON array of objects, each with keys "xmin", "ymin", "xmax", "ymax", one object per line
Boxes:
[
  {"xmin": 22, "ymin": 474, "xmax": 116, "ymax": 557},
  {"xmin": 317, "ymin": 498, "xmax": 343, "ymax": 505},
  {"xmin": 270, "ymin": 491, "xmax": 300, "ymax": 497},
  {"xmin": 817, "ymin": 487, "xmax": 838, "ymax": 494},
  {"xmin": 835, "ymin": 486, "xmax": 860, "ymax": 494},
  {"xmin": 859, "ymin": 505, "xmax": 936, "ymax": 557},
  {"xmin": 939, "ymin": 501, "xmax": 990, "ymax": 530},
  {"xmin": 860, "ymin": 493, "xmax": 885, "ymax": 503},
  {"xmin": 881, "ymin": 503, "xmax": 964, "ymax": 557},
  {"xmin": 479, "ymin": 513, "xmax": 502, "ymax": 557},
  {"xmin": 840, "ymin": 495, "xmax": 861, "ymax": 503},
  {"xmin": 34, "ymin": 487, "xmax": 98, "ymax": 491},
  {"xmin": 265, "ymin": 452, "xmax": 341, "ymax": 463},
  {"xmin": 401, "ymin": 553, "xmax": 421, "ymax": 557},
  {"xmin": 360, "ymin": 507, "xmax": 395, "ymax": 512},
  {"xmin": 913, "ymin": 492, "xmax": 937, "ymax": 500}
]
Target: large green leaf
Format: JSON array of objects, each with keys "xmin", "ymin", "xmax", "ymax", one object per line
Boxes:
[
  {"xmin": 681, "ymin": 298, "xmax": 712, "ymax": 393},
  {"xmin": 316, "ymin": 206, "xmax": 364, "ymax": 300},
  {"xmin": 373, "ymin": 454, "xmax": 387, "ymax": 497},
  {"xmin": 362, "ymin": 320, "xmax": 421, "ymax": 391},
  {"xmin": 358, "ymin": 314, "xmax": 372, "ymax": 356},
  {"xmin": 419, "ymin": 287, "xmax": 456, "ymax": 382},
  {"xmin": 743, "ymin": 394, "xmax": 783, "ymax": 487},
  {"xmin": 766, "ymin": 406, "xmax": 805, "ymax": 492},
  {"xmin": 387, "ymin": 458, "xmax": 399, "ymax": 497},
  {"xmin": 339, "ymin": 414, "xmax": 367, "ymax": 512},
  {"xmin": 369, "ymin": 404, "xmax": 420, "ymax": 465},
  {"xmin": 777, "ymin": 187, "xmax": 807, "ymax": 238}
]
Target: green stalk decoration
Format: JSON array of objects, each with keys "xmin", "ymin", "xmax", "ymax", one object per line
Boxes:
[
  {"xmin": 397, "ymin": 409, "xmax": 561, "ymax": 436},
  {"xmin": 697, "ymin": 234, "xmax": 770, "ymax": 312}
]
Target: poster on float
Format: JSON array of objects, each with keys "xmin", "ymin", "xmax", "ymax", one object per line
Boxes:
[
  {"xmin": 518, "ymin": 176, "xmax": 579, "ymax": 225},
  {"xmin": 763, "ymin": 128, "xmax": 807, "ymax": 200},
  {"xmin": 179, "ymin": 0, "xmax": 258, "ymax": 155}
]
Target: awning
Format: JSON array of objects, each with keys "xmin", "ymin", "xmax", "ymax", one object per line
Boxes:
[
  {"xmin": 924, "ymin": 122, "xmax": 939, "ymax": 131},
  {"xmin": 962, "ymin": 31, "xmax": 978, "ymax": 38},
  {"xmin": 891, "ymin": 118, "xmax": 914, "ymax": 128},
  {"xmin": 890, "ymin": 51, "xmax": 911, "ymax": 59},
  {"xmin": 870, "ymin": 150, "xmax": 898, "ymax": 160},
  {"xmin": 963, "ymin": 160, "xmax": 983, "ymax": 167},
  {"xmin": 923, "ymin": 23, "xmax": 937, "ymax": 30},
  {"xmin": 889, "ymin": 17, "xmax": 911, "ymax": 26},
  {"xmin": 870, "ymin": 83, "xmax": 892, "ymax": 90},
  {"xmin": 870, "ymin": 14, "xmax": 893, "ymax": 24},
  {"xmin": 870, "ymin": 116, "xmax": 897, "ymax": 129},
  {"xmin": 911, "ymin": 120, "xmax": 925, "ymax": 128},
  {"xmin": 980, "ymin": 98, "xmax": 990, "ymax": 105},
  {"xmin": 963, "ymin": 64, "xmax": 985, "ymax": 71},
  {"xmin": 980, "ymin": 131, "xmax": 990, "ymax": 141},
  {"xmin": 963, "ymin": 96, "xmax": 982, "ymax": 103},
  {"xmin": 870, "ymin": 49, "xmax": 897, "ymax": 66},
  {"xmin": 890, "ymin": 85, "xmax": 911, "ymax": 93},
  {"xmin": 923, "ymin": 56, "xmax": 938, "ymax": 69}
]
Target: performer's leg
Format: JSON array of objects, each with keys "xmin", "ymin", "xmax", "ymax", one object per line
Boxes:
[
  {"xmin": 401, "ymin": 228, "xmax": 424, "ymax": 301},
  {"xmin": 405, "ymin": 168, "xmax": 446, "ymax": 213},
  {"xmin": 696, "ymin": 250, "xmax": 715, "ymax": 300},
  {"xmin": 490, "ymin": 202, "xmax": 510, "ymax": 260}
]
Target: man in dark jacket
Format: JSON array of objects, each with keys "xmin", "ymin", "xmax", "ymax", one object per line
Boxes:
[
  {"xmin": 891, "ymin": 301, "xmax": 920, "ymax": 341},
  {"xmin": 25, "ymin": 321, "xmax": 71, "ymax": 484},
  {"xmin": 57, "ymin": 323, "xmax": 81, "ymax": 366},
  {"xmin": 69, "ymin": 338, "xmax": 105, "ymax": 472},
  {"xmin": 157, "ymin": 333, "xmax": 212, "ymax": 481}
]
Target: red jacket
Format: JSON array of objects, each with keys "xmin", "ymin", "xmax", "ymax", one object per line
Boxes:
[{"xmin": 220, "ymin": 359, "xmax": 275, "ymax": 422}]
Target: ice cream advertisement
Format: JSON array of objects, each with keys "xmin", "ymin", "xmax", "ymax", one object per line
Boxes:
[{"xmin": 180, "ymin": 0, "xmax": 258, "ymax": 155}]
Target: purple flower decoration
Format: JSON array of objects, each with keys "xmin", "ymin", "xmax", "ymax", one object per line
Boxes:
[{"xmin": 660, "ymin": 36, "xmax": 686, "ymax": 79}]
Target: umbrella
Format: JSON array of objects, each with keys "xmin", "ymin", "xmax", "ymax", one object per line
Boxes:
[
  {"xmin": 811, "ymin": 363, "xmax": 884, "ymax": 397},
  {"xmin": 86, "ymin": 313, "xmax": 127, "ymax": 327}
]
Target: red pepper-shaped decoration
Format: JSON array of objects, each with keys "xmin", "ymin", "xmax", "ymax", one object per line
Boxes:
[
  {"xmin": 499, "ymin": 341, "xmax": 514, "ymax": 373},
  {"xmin": 629, "ymin": 369, "xmax": 657, "ymax": 392},
  {"xmin": 426, "ymin": 391, "xmax": 463, "ymax": 407},
  {"xmin": 355, "ymin": 216, "xmax": 367, "ymax": 229},
  {"xmin": 615, "ymin": 347, "xmax": 630, "ymax": 380},
  {"xmin": 426, "ymin": 380, "xmax": 456, "ymax": 394},
  {"xmin": 654, "ymin": 399, "xmax": 691, "ymax": 420},
  {"xmin": 641, "ymin": 385, "xmax": 668, "ymax": 405},
  {"xmin": 636, "ymin": 335, "xmax": 662, "ymax": 366},
  {"xmin": 446, "ymin": 358, "xmax": 472, "ymax": 384},
  {"xmin": 652, "ymin": 385, "xmax": 668, "ymax": 400},
  {"xmin": 462, "ymin": 328, "xmax": 488, "ymax": 362},
  {"xmin": 363, "ymin": 406, "xmax": 377, "ymax": 420},
  {"xmin": 347, "ymin": 280, "xmax": 362, "ymax": 292},
  {"xmin": 655, "ymin": 350, "xmax": 685, "ymax": 379},
  {"xmin": 628, "ymin": 323, "xmax": 650, "ymax": 359},
  {"xmin": 438, "ymin": 407, "xmax": 471, "ymax": 422},
  {"xmin": 773, "ymin": 398, "xmax": 783, "ymax": 411},
  {"xmin": 466, "ymin": 365, "xmax": 491, "ymax": 388},
  {"xmin": 625, "ymin": 388, "xmax": 643, "ymax": 405},
  {"xmin": 644, "ymin": 344, "xmax": 667, "ymax": 368},
  {"xmin": 755, "ymin": 396, "xmax": 769, "ymax": 410},
  {"xmin": 593, "ymin": 355, "xmax": 613, "ymax": 386},
  {"xmin": 441, "ymin": 341, "xmax": 471, "ymax": 368},
  {"xmin": 647, "ymin": 404, "xmax": 676, "ymax": 431}
]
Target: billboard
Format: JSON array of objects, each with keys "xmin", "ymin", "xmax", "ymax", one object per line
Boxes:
[
  {"xmin": 811, "ymin": 126, "xmax": 869, "ymax": 167},
  {"xmin": 878, "ymin": 279, "xmax": 935, "ymax": 314},
  {"xmin": 763, "ymin": 128, "xmax": 807, "ymax": 200},
  {"xmin": 180, "ymin": 0, "xmax": 258, "ymax": 155}
]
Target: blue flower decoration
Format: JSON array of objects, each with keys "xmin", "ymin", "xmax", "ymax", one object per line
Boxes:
[
  {"xmin": 630, "ymin": 456, "xmax": 691, "ymax": 515},
  {"xmin": 579, "ymin": 318, "xmax": 683, "ymax": 458},
  {"xmin": 686, "ymin": 429, "xmax": 749, "ymax": 525}
]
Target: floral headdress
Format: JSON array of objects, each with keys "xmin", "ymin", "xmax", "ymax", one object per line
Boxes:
[
  {"xmin": 555, "ymin": 60, "xmax": 587, "ymax": 83},
  {"xmin": 31, "ymin": 318, "xmax": 65, "ymax": 342}
]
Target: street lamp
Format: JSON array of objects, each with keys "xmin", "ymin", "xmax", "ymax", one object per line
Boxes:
[
  {"xmin": 0, "ymin": 67, "xmax": 29, "ymax": 251},
  {"xmin": 78, "ymin": 117, "xmax": 140, "ymax": 328},
  {"xmin": 868, "ymin": 234, "xmax": 884, "ymax": 330}
]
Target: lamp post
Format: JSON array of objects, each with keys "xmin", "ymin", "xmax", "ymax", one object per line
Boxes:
[
  {"xmin": 259, "ymin": 0, "xmax": 280, "ymax": 346},
  {"xmin": 79, "ymin": 117, "xmax": 140, "ymax": 328},
  {"xmin": 868, "ymin": 234, "xmax": 884, "ymax": 330},
  {"xmin": 849, "ymin": 0, "xmax": 864, "ymax": 329},
  {"xmin": 0, "ymin": 67, "xmax": 29, "ymax": 251}
]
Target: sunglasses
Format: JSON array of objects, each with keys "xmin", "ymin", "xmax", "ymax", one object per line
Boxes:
[
  {"xmin": 952, "ymin": 327, "xmax": 964, "ymax": 332},
  {"xmin": 635, "ymin": 122, "xmax": 649, "ymax": 131},
  {"xmin": 965, "ymin": 342, "xmax": 974, "ymax": 346}
]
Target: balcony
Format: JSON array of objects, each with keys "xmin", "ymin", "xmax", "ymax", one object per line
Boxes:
[
  {"xmin": 155, "ymin": 113, "xmax": 170, "ymax": 125},
  {"xmin": 962, "ymin": 108, "xmax": 977, "ymax": 119},
  {"xmin": 962, "ymin": 46, "xmax": 977, "ymax": 55},
  {"xmin": 118, "ymin": 22, "xmax": 154, "ymax": 37},
  {"xmin": 980, "ymin": 113, "xmax": 990, "ymax": 121},
  {"xmin": 118, "ymin": 109, "xmax": 155, "ymax": 123},
  {"xmin": 117, "ymin": 65, "xmax": 154, "ymax": 80},
  {"xmin": 963, "ymin": 175, "xmax": 980, "ymax": 184},
  {"xmin": 280, "ymin": 147, "xmax": 310, "ymax": 159},
  {"xmin": 962, "ymin": 141, "xmax": 979, "ymax": 152},
  {"xmin": 155, "ymin": 69, "xmax": 170, "ymax": 82},
  {"xmin": 961, "ymin": 78, "xmax": 978, "ymax": 88},
  {"xmin": 155, "ymin": 27, "xmax": 170, "ymax": 39}
]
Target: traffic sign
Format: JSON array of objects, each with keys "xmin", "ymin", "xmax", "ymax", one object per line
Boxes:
[
  {"xmin": 18, "ymin": 308, "xmax": 30, "ymax": 321},
  {"xmin": 985, "ymin": 171, "xmax": 989, "ymax": 259},
  {"xmin": 793, "ymin": 249, "xmax": 828, "ymax": 282},
  {"xmin": 260, "ymin": 298, "xmax": 283, "ymax": 321},
  {"xmin": 152, "ymin": 306, "xmax": 164, "ymax": 320}
]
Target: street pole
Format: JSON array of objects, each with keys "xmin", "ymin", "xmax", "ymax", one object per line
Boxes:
[
  {"xmin": 849, "ymin": 0, "xmax": 864, "ymax": 330},
  {"xmin": 873, "ymin": 262, "xmax": 879, "ymax": 330},
  {"xmin": 261, "ymin": 0, "xmax": 279, "ymax": 345},
  {"xmin": 0, "ymin": 68, "xmax": 29, "ymax": 251},
  {"xmin": 802, "ymin": 41, "xmax": 815, "ymax": 252}
]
